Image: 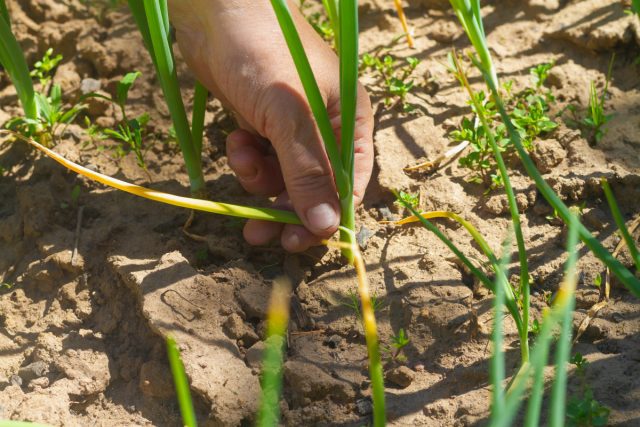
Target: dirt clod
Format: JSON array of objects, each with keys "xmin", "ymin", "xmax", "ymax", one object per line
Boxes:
[{"xmin": 385, "ymin": 365, "xmax": 415, "ymax": 388}]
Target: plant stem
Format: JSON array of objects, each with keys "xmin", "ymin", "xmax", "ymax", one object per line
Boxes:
[
  {"xmin": 399, "ymin": 200, "xmax": 525, "ymax": 337},
  {"xmin": 601, "ymin": 178, "xmax": 640, "ymax": 272},
  {"xmin": 0, "ymin": 9, "xmax": 37, "ymax": 122},
  {"xmin": 269, "ymin": 0, "xmax": 348, "ymax": 198},
  {"xmin": 353, "ymin": 245, "xmax": 386, "ymax": 427},
  {"xmin": 449, "ymin": 0, "xmax": 640, "ymax": 299},
  {"xmin": 321, "ymin": 0, "xmax": 340, "ymax": 51},
  {"xmin": 452, "ymin": 53, "xmax": 530, "ymax": 363},
  {"xmin": 166, "ymin": 337, "xmax": 197, "ymax": 427},
  {"xmin": 490, "ymin": 238, "xmax": 511, "ymax": 425},
  {"xmin": 547, "ymin": 216, "xmax": 579, "ymax": 427},
  {"xmin": 338, "ymin": 0, "xmax": 359, "ymax": 262},
  {"xmin": 9, "ymin": 130, "xmax": 302, "ymax": 225},
  {"xmin": 257, "ymin": 278, "xmax": 292, "ymax": 427},
  {"xmin": 140, "ymin": 0, "xmax": 206, "ymax": 196},
  {"xmin": 192, "ymin": 82, "xmax": 208, "ymax": 164}
]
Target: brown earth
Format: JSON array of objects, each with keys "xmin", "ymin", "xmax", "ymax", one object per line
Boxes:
[{"xmin": 1, "ymin": 0, "xmax": 640, "ymax": 425}]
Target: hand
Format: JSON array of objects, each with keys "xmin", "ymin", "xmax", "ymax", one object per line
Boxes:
[{"xmin": 168, "ymin": 0, "xmax": 374, "ymax": 252}]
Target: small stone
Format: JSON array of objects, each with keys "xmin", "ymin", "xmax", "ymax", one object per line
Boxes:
[
  {"xmin": 86, "ymin": 91, "xmax": 111, "ymax": 117},
  {"xmin": 323, "ymin": 334, "xmax": 342, "ymax": 349},
  {"xmin": 80, "ymin": 78, "xmax": 102, "ymax": 95},
  {"xmin": 424, "ymin": 398, "xmax": 457, "ymax": 418},
  {"xmin": 378, "ymin": 206, "xmax": 397, "ymax": 222},
  {"xmin": 18, "ymin": 361, "xmax": 48, "ymax": 383},
  {"xmin": 531, "ymin": 139, "xmax": 566, "ymax": 173},
  {"xmin": 611, "ymin": 312, "xmax": 624, "ymax": 323},
  {"xmin": 385, "ymin": 365, "xmax": 415, "ymax": 388},
  {"xmin": 414, "ymin": 363, "xmax": 425, "ymax": 372},
  {"xmin": 356, "ymin": 226, "xmax": 374, "ymax": 249},
  {"xmin": 356, "ymin": 398, "xmax": 373, "ymax": 416},
  {"xmin": 10, "ymin": 375, "xmax": 22, "ymax": 387}
]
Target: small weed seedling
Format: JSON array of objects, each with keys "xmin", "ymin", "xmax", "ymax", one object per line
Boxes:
[
  {"xmin": 452, "ymin": 58, "xmax": 558, "ymax": 189},
  {"xmin": 300, "ymin": 0, "xmax": 335, "ymax": 47},
  {"xmin": 567, "ymin": 353, "xmax": 610, "ymax": 427},
  {"xmin": 383, "ymin": 328, "xmax": 410, "ymax": 364},
  {"xmin": 564, "ymin": 55, "xmax": 615, "ymax": 146},
  {"xmin": 360, "ymin": 53, "xmax": 421, "ymax": 112},
  {"xmin": 30, "ymin": 47, "xmax": 62, "ymax": 88},
  {"xmin": 86, "ymin": 72, "xmax": 151, "ymax": 169},
  {"xmin": 5, "ymin": 49, "xmax": 86, "ymax": 146},
  {"xmin": 5, "ymin": 83, "xmax": 86, "ymax": 146},
  {"xmin": 394, "ymin": 190, "xmax": 419, "ymax": 212},
  {"xmin": 344, "ymin": 288, "xmax": 384, "ymax": 322}
]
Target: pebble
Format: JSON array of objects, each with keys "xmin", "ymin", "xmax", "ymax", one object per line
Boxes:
[
  {"xmin": 18, "ymin": 361, "xmax": 48, "ymax": 383},
  {"xmin": 356, "ymin": 226, "xmax": 374, "ymax": 249},
  {"xmin": 80, "ymin": 78, "xmax": 101, "ymax": 95},
  {"xmin": 378, "ymin": 206, "xmax": 397, "ymax": 222},
  {"xmin": 324, "ymin": 334, "xmax": 342, "ymax": 350},
  {"xmin": 356, "ymin": 398, "xmax": 373, "ymax": 416},
  {"xmin": 385, "ymin": 365, "xmax": 415, "ymax": 388},
  {"xmin": 10, "ymin": 375, "xmax": 22, "ymax": 387}
]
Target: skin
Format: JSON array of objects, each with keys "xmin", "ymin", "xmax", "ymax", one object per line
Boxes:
[{"xmin": 168, "ymin": 0, "xmax": 374, "ymax": 252}]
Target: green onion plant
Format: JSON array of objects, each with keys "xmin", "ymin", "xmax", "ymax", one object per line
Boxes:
[
  {"xmin": 601, "ymin": 178, "xmax": 640, "ymax": 272},
  {"xmin": 489, "ymin": 216, "xmax": 579, "ymax": 427},
  {"xmin": 449, "ymin": 0, "xmax": 640, "ymax": 297},
  {"xmin": 269, "ymin": 3, "xmax": 386, "ymax": 424},
  {"xmin": 0, "ymin": 0, "xmax": 37, "ymax": 123},
  {"xmin": 127, "ymin": 0, "xmax": 206, "ymax": 196},
  {"xmin": 167, "ymin": 337, "xmax": 197, "ymax": 427},
  {"xmin": 257, "ymin": 278, "xmax": 292, "ymax": 427}
]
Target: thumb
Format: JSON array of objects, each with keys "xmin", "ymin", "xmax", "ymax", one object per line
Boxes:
[{"xmin": 260, "ymin": 83, "xmax": 341, "ymax": 238}]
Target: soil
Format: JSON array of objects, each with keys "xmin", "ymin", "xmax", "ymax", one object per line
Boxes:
[{"xmin": 1, "ymin": 0, "xmax": 640, "ymax": 426}]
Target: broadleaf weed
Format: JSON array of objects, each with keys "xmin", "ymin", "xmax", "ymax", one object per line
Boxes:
[{"xmin": 360, "ymin": 52, "xmax": 421, "ymax": 112}]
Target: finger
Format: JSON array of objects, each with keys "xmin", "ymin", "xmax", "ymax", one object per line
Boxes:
[
  {"xmin": 242, "ymin": 191, "xmax": 289, "ymax": 247},
  {"xmin": 260, "ymin": 85, "xmax": 340, "ymax": 238},
  {"xmin": 353, "ymin": 84, "xmax": 375, "ymax": 206},
  {"xmin": 226, "ymin": 130, "xmax": 285, "ymax": 197},
  {"xmin": 327, "ymin": 82, "xmax": 374, "ymax": 207},
  {"xmin": 243, "ymin": 219, "xmax": 283, "ymax": 246},
  {"xmin": 281, "ymin": 224, "xmax": 321, "ymax": 253}
]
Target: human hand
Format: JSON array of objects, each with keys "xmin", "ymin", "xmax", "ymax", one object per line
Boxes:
[{"xmin": 168, "ymin": 0, "xmax": 374, "ymax": 252}]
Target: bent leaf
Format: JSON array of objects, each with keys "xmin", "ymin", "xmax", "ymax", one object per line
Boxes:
[{"xmin": 3, "ymin": 131, "xmax": 301, "ymax": 225}]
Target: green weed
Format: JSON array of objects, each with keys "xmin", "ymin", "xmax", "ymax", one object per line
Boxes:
[
  {"xmin": 564, "ymin": 56, "xmax": 615, "ymax": 145},
  {"xmin": 30, "ymin": 48, "xmax": 62, "ymax": 88},
  {"xmin": 344, "ymin": 288, "xmax": 384, "ymax": 321},
  {"xmin": 383, "ymin": 328, "xmax": 410, "ymax": 364},
  {"xmin": 360, "ymin": 53, "xmax": 421, "ymax": 112},
  {"xmin": 5, "ymin": 49, "xmax": 86, "ymax": 146},
  {"xmin": 566, "ymin": 353, "xmax": 610, "ymax": 427},
  {"xmin": 87, "ymin": 72, "xmax": 151, "ymax": 169},
  {"xmin": 300, "ymin": 0, "xmax": 335, "ymax": 45},
  {"xmin": 394, "ymin": 190, "xmax": 419, "ymax": 211},
  {"xmin": 453, "ymin": 59, "xmax": 558, "ymax": 189}
]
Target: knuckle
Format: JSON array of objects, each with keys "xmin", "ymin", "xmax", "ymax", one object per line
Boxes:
[{"xmin": 286, "ymin": 164, "xmax": 334, "ymax": 195}]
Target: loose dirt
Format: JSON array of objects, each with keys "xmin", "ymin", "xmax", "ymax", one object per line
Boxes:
[{"xmin": 1, "ymin": 0, "xmax": 640, "ymax": 425}]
